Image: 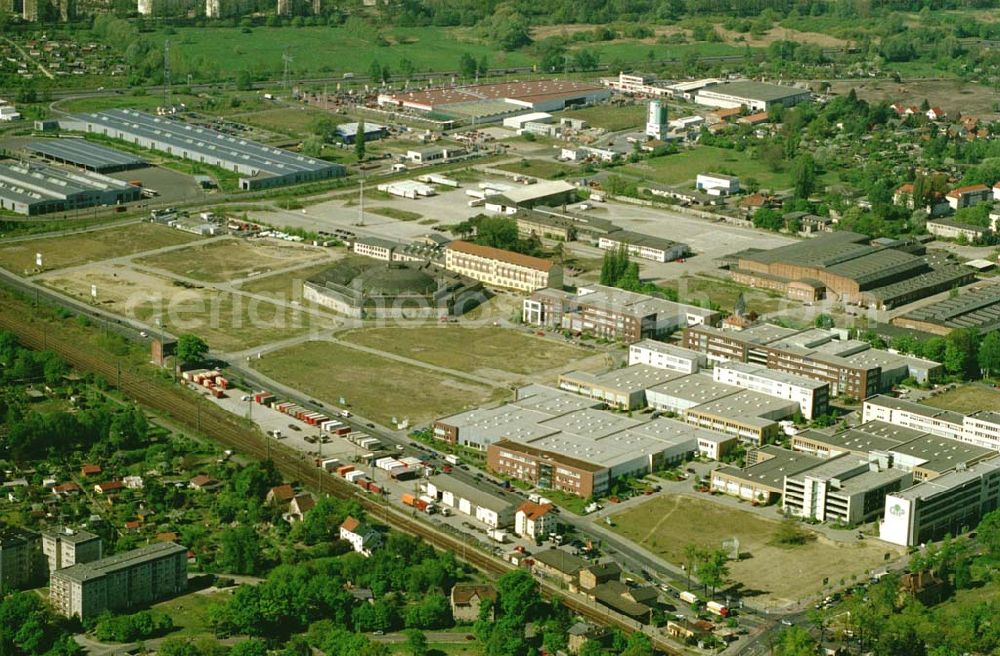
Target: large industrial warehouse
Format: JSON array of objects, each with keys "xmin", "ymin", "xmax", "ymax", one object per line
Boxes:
[
  {"xmin": 0, "ymin": 161, "xmax": 141, "ymax": 215},
  {"xmin": 378, "ymin": 80, "xmax": 610, "ymax": 121},
  {"xmin": 26, "ymin": 138, "xmax": 147, "ymax": 173},
  {"xmin": 59, "ymin": 109, "xmax": 344, "ymax": 190},
  {"xmin": 892, "ymin": 282, "xmax": 1000, "ymax": 336},
  {"xmin": 729, "ymin": 231, "xmax": 975, "ymax": 309}
]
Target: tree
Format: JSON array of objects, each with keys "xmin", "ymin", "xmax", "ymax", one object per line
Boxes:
[
  {"xmin": 682, "ymin": 544, "xmax": 703, "ymax": 590},
  {"xmin": 230, "ymin": 640, "xmax": 268, "ymax": 656},
  {"xmin": 458, "ymin": 52, "xmax": 477, "ymax": 79},
  {"xmin": 977, "ymin": 509, "xmax": 1000, "ymax": 560},
  {"xmin": 620, "ymin": 632, "xmax": 653, "ymax": 656},
  {"xmin": 355, "ymin": 119, "xmax": 366, "ymax": 162},
  {"xmin": 943, "ymin": 328, "xmax": 980, "ymax": 379},
  {"xmin": 403, "ymin": 630, "xmax": 427, "ymax": 656},
  {"xmin": 219, "ymin": 526, "xmax": 262, "ymax": 575},
  {"xmin": 697, "ymin": 549, "xmax": 729, "ymax": 596},
  {"xmin": 176, "ymin": 334, "xmax": 209, "ymax": 364},
  {"xmin": 774, "ymin": 626, "xmax": 817, "ymax": 656},
  {"xmin": 791, "ymin": 153, "xmax": 817, "ymax": 199},
  {"xmin": 814, "ymin": 313, "xmax": 835, "ymax": 329},
  {"xmin": 921, "ymin": 336, "xmax": 947, "ymax": 363},
  {"xmin": 773, "ymin": 518, "xmax": 813, "ymax": 546},
  {"xmin": 368, "ymin": 61, "xmax": 382, "ymax": 84},
  {"xmin": 235, "ymin": 70, "xmax": 253, "ymax": 90},
  {"xmin": 978, "ymin": 331, "xmax": 1000, "ymax": 378}
]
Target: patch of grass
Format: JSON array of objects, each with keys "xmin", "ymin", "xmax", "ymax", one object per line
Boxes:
[
  {"xmin": 252, "ymin": 340, "xmax": 505, "ymax": 425},
  {"xmin": 56, "ymin": 94, "xmax": 202, "ymax": 114},
  {"xmin": 621, "ymin": 145, "xmax": 793, "ymax": 190},
  {"xmin": 538, "ymin": 488, "xmax": 592, "ymax": 515},
  {"xmin": 0, "ymin": 223, "xmax": 201, "ymax": 274},
  {"xmin": 237, "ymin": 261, "xmax": 340, "ymax": 296},
  {"xmin": 151, "ymin": 590, "xmax": 226, "ymax": 638},
  {"xmin": 924, "ymin": 384, "xmax": 1000, "ymax": 415},
  {"xmin": 231, "ymin": 106, "xmax": 339, "ymax": 138},
  {"xmin": 496, "ymin": 159, "xmax": 579, "ymax": 180},
  {"xmin": 340, "ymin": 325, "xmax": 589, "ymax": 377},
  {"xmin": 659, "ymin": 275, "xmax": 785, "ymax": 314},
  {"xmin": 554, "ymin": 103, "xmax": 647, "ymax": 132},
  {"xmin": 608, "ymin": 495, "xmax": 900, "ymax": 607},
  {"xmin": 366, "ymin": 207, "xmax": 423, "ymax": 222}
]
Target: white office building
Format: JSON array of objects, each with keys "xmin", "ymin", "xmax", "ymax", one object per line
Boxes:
[
  {"xmin": 863, "ymin": 396, "xmax": 1000, "ymax": 451},
  {"xmin": 628, "ymin": 340, "xmax": 706, "ymax": 374},
  {"xmin": 783, "ymin": 457, "xmax": 912, "ymax": 525},
  {"xmin": 879, "ymin": 455, "xmax": 1000, "ymax": 547},
  {"xmin": 713, "ymin": 361, "xmax": 829, "ymax": 420}
]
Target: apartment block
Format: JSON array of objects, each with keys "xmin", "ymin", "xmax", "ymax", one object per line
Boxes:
[
  {"xmin": 526, "ymin": 284, "xmax": 720, "ymax": 343},
  {"xmin": 49, "ymin": 542, "xmax": 188, "ymax": 619},
  {"xmin": 627, "ymin": 340, "xmax": 706, "ymax": 374},
  {"xmin": 0, "ymin": 528, "xmax": 42, "ymax": 594},
  {"xmin": 444, "ymin": 240, "xmax": 561, "ymax": 292},
  {"xmin": 712, "ymin": 361, "xmax": 829, "ymax": 420},
  {"xmin": 42, "ymin": 527, "xmax": 102, "ymax": 576}
]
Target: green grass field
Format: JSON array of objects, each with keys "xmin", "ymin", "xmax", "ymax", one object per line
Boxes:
[
  {"xmin": 340, "ymin": 325, "xmax": 590, "ymax": 378},
  {"xmin": 609, "ymin": 495, "xmax": 900, "ymax": 606},
  {"xmin": 230, "ymin": 106, "xmax": 338, "ymax": 137},
  {"xmin": 252, "ymin": 340, "xmax": 505, "ymax": 425},
  {"xmin": 366, "ymin": 207, "xmax": 423, "ymax": 221},
  {"xmin": 135, "ymin": 238, "xmax": 332, "ymax": 283},
  {"xmin": 660, "ymin": 275, "xmax": 787, "ymax": 314},
  {"xmin": 554, "ymin": 104, "xmax": 647, "ymax": 131},
  {"xmin": 148, "ymin": 26, "xmax": 532, "ymax": 79},
  {"xmin": 621, "ymin": 145, "xmax": 793, "ymax": 190},
  {"xmin": 924, "ymin": 384, "xmax": 1000, "ymax": 415},
  {"xmin": 496, "ymin": 159, "xmax": 579, "ymax": 180}
]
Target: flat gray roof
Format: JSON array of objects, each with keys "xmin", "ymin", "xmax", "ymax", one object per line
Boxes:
[
  {"xmin": 865, "ymin": 395, "xmax": 964, "ymax": 425},
  {"xmin": 53, "ymin": 541, "xmax": 186, "ymax": 583},
  {"xmin": 67, "ymin": 109, "xmax": 341, "ymax": 180},
  {"xmin": 648, "ymin": 373, "xmax": 739, "ymax": 405},
  {"xmin": 688, "ymin": 389, "xmax": 799, "ymax": 425},
  {"xmin": 426, "ymin": 473, "xmax": 514, "ymax": 513},
  {"xmin": 891, "ymin": 455, "xmax": 1000, "ymax": 502},
  {"xmin": 561, "ymin": 365, "xmax": 683, "ymax": 394},
  {"xmin": 716, "ymin": 361, "xmax": 828, "ymax": 390},
  {"xmin": 42, "ymin": 527, "xmax": 99, "ymax": 544},
  {"xmin": 700, "ymin": 81, "xmax": 811, "ymax": 102},
  {"xmin": 27, "ymin": 138, "xmax": 146, "ymax": 171},
  {"xmin": 715, "ymin": 445, "xmax": 824, "ymax": 489},
  {"xmin": 0, "ymin": 161, "xmax": 134, "ymax": 205}
]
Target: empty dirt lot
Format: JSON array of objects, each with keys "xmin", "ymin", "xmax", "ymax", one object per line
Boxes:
[{"xmin": 609, "ymin": 495, "xmax": 900, "ymax": 609}]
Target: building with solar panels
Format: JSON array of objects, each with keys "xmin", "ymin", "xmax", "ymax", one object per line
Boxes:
[
  {"xmin": 26, "ymin": 139, "xmax": 147, "ymax": 173},
  {"xmin": 892, "ymin": 282, "xmax": 1000, "ymax": 336},
  {"xmin": 0, "ymin": 161, "xmax": 141, "ymax": 215},
  {"xmin": 58, "ymin": 109, "xmax": 344, "ymax": 190}
]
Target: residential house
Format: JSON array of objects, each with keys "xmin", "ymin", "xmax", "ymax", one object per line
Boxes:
[
  {"xmin": 266, "ymin": 484, "xmax": 295, "ymax": 505},
  {"xmin": 946, "ymin": 184, "xmax": 991, "ymax": 210},
  {"xmin": 94, "ymin": 481, "xmax": 124, "ymax": 495},
  {"xmin": 189, "ymin": 475, "xmax": 221, "ymax": 492},
  {"xmin": 531, "ymin": 548, "xmax": 587, "ymax": 584},
  {"xmin": 339, "ymin": 516, "xmax": 381, "ymax": 557},
  {"xmin": 589, "ymin": 580, "xmax": 658, "ymax": 623},
  {"xmin": 450, "ymin": 583, "xmax": 497, "ymax": 622},
  {"xmin": 52, "ymin": 482, "xmax": 81, "ymax": 497},
  {"xmin": 122, "ymin": 476, "xmax": 143, "ymax": 490},
  {"xmin": 80, "ymin": 465, "xmax": 101, "ymax": 477},
  {"xmin": 926, "ymin": 107, "xmax": 946, "ymax": 121},
  {"xmin": 578, "ymin": 561, "xmax": 622, "ymax": 590},
  {"xmin": 667, "ymin": 618, "xmax": 715, "ymax": 642},
  {"xmin": 515, "ymin": 501, "xmax": 555, "ymax": 541},
  {"xmin": 567, "ymin": 622, "xmax": 607, "ymax": 654},
  {"xmin": 287, "ymin": 494, "xmax": 315, "ymax": 522}
]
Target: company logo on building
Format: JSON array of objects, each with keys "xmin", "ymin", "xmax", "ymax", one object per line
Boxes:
[{"xmin": 889, "ymin": 503, "xmax": 906, "ymax": 517}]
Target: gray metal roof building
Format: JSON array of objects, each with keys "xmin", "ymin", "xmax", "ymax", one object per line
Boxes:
[
  {"xmin": 60, "ymin": 109, "xmax": 344, "ymax": 190},
  {"xmin": 27, "ymin": 138, "xmax": 146, "ymax": 173},
  {"xmin": 0, "ymin": 161, "xmax": 141, "ymax": 216},
  {"xmin": 893, "ymin": 282, "xmax": 1000, "ymax": 336}
]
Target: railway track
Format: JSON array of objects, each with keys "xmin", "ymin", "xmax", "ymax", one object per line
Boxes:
[{"xmin": 0, "ymin": 298, "xmax": 679, "ymax": 654}]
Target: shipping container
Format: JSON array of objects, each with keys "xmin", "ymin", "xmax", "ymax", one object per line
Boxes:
[
  {"xmin": 402, "ymin": 493, "xmax": 417, "ymax": 507},
  {"xmin": 345, "ymin": 470, "xmax": 365, "ymax": 483},
  {"xmin": 368, "ymin": 484, "xmax": 382, "ymax": 495},
  {"xmin": 336, "ymin": 465, "xmax": 355, "ymax": 477},
  {"xmin": 321, "ymin": 458, "xmax": 341, "ymax": 471},
  {"xmin": 334, "ymin": 426, "xmax": 351, "ymax": 436}
]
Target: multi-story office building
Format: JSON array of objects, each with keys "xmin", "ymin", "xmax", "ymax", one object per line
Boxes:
[
  {"xmin": 0, "ymin": 528, "xmax": 42, "ymax": 593},
  {"xmin": 444, "ymin": 241, "xmax": 561, "ymax": 293},
  {"xmin": 49, "ymin": 542, "xmax": 188, "ymax": 619},
  {"xmin": 879, "ymin": 455, "xmax": 1000, "ymax": 547},
  {"xmin": 524, "ymin": 284, "xmax": 721, "ymax": 343},
  {"xmin": 41, "ymin": 527, "xmax": 102, "ymax": 576},
  {"xmin": 681, "ymin": 323, "xmax": 940, "ymax": 400},
  {"xmin": 783, "ymin": 458, "xmax": 911, "ymax": 525},
  {"xmin": 863, "ymin": 396, "xmax": 1000, "ymax": 451},
  {"xmin": 712, "ymin": 361, "xmax": 829, "ymax": 419},
  {"xmin": 557, "ymin": 365, "xmax": 681, "ymax": 410},
  {"xmin": 683, "ymin": 389, "xmax": 799, "ymax": 445},
  {"xmin": 627, "ymin": 340, "xmax": 706, "ymax": 374}
]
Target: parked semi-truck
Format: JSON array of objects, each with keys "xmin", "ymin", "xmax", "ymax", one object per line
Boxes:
[
  {"xmin": 706, "ymin": 601, "xmax": 729, "ymax": 617},
  {"xmin": 444, "ymin": 454, "xmax": 459, "ymax": 465},
  {"xmin": 679, "ymin": 591, "xmax": 699, "ymax": 605}
]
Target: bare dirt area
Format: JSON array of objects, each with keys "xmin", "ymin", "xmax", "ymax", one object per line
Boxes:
[
  {"xmin": 715, "ymin": 26, "xmax": 848, "ymax": 48},
  {"xmin": 135, "ymin": 237, "xmax": 335, "ymax": 283},
  {"xmin": 609, "ymin": 495, "xmax": 900, "ymax": 608},
  {"xmin": 0, "ymin": 223, "xmax": 201, "ymax": 274},
  {"xmin": 824, "ymin": 79, "xmax": 1000, "ymax": 119},
  {"xmin": 38, "ymin": 263, "xmax": 331, "ymax": 351}
]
